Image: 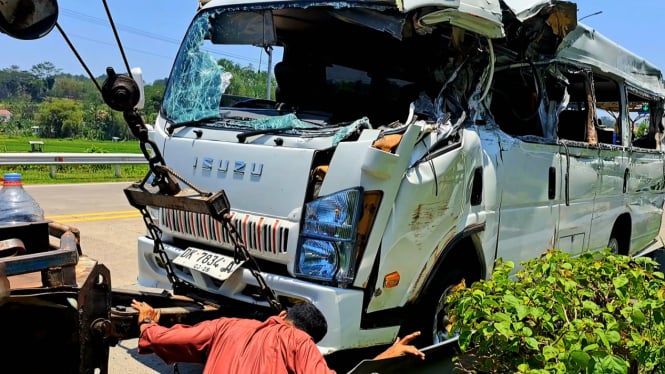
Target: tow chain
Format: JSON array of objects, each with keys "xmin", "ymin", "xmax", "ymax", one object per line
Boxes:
[
  {"xmin": 221, "ymin": 215, "xmax": 282, "ymax": 312},
  {"xmin": 124, "ymin": 109, "xmax": 283, "ymax": 313}
]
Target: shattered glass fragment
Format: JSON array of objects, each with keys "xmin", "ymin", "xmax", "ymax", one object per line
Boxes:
[
  {"xmin": 163, "ymin": 15, "xmax": 226, "ymax": 123},
  {"xmin": 244, "ymin": 113, "xmax": 313, "ymax": 130},
  {"xmin": 332, "ymin": 117, "xmax": 372, "ymax": 145}
]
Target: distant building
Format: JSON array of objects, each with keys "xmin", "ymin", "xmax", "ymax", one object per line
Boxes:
[{"xmin": 0, "ymin": 109, "xmax": 11, "ymax": 122}]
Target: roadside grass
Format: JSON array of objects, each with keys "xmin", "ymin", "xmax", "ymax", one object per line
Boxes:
[
  {"xmin": 0, "ymin": 164, "xmax": 149, "ymax": 184},
  {"xmin": 0, "ymin": 135, "xmax": 142, "ymax": 153},
  {"xmin": 0, "ymin": 135, "xmax": 147, "ymax": 184}
]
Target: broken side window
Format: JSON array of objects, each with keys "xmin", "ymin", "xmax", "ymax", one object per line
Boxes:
[
  {"xmin": 557, "ymin": 70, "xmax": 598, "ymax": 144},
  {"xmin": 593, "ymin": 76, "xmax": 621, "ymax": 145},
  {"xmin": 629, "ymin": 89, "xmax": 663, "ymax": 149},
  {"xmin": 491, "ymin": 65, "xmax": 545, "ymax": 138}
]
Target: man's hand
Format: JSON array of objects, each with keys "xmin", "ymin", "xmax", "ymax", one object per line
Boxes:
[
  {"xmin": 373, "ymin": 331, "xmax": 425, "ymax": 360},
  {"xmin": 131, "ymin": 299, "xmax": 161, "ymax": 326}
]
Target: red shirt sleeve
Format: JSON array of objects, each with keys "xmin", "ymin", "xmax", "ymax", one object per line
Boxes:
[
  {"xmin": 294, "ymin": 338, "xmax": 337, "ymax": 374},
  {"xmin": 138, "ymin": 320, "xmax": 219, "ymax": 364}
]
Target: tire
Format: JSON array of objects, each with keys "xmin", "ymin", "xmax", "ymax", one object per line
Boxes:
[
  {"xmin": 608, "ymin": 236, "xmax": 620, "ymax": 254},
  {"xmin": 402, "ymin": 269, "xmax": 465, "ymax": 347}
]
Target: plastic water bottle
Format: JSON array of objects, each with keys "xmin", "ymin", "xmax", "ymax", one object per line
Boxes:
[{"xmin": 0, "ymin": 173, "xmax": 45, "ymax": 224}]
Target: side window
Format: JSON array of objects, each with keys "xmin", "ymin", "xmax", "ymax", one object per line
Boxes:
[
  {"xmin": 628, "ymin": 89, "xmax": 661, "ymax": 149},
  {"xmin": 593, "ymin": 77, "xmax": 621, "ymax": 145},
  {"xmin": 491, "ymin": 67, "xmax": 544, "ymax": 137},
  {"xmin": 557, "ymin": 73, "xmax": 591, "ymax": 142}
]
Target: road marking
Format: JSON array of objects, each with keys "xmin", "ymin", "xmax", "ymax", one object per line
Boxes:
[{"xmin": 46, "ymin": 210, "xmax": 142, "ymax": 223}]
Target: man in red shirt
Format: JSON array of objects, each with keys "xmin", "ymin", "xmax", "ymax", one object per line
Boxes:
[{"xmin": 132, "ymin": 299, "xmax": 424, "ymax": 374}]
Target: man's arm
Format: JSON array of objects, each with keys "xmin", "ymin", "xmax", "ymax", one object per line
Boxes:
[
  {"xmin": 132, "ymin": 299, "xmax": 214, "ymax": 364},
  {"xmin": 373, "ymin": 331, "xmax": 426, "ymax": 360}
]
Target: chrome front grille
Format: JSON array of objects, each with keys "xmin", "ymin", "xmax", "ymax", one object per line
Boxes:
[{"xmin": 161, "ymin": 209, "xmax": 289, "ymax": 253}]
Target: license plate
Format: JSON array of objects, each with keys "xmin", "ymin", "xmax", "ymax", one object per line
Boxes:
[{"xmin": 172, "ymin": 247, "xmax": 244, "ymax": 281}]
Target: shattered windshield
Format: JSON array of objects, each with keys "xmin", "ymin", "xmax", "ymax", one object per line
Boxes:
[
  {"xmin": 163, "ymin": 8, "xmax": 281, "ymax": 125},
  {"xmin": 162, "ymin": 3, "xmax": 496, "ymax": 134},
  {"xmin": 163, "ymin": 13, "xmax": 227, "ymax": 123}
]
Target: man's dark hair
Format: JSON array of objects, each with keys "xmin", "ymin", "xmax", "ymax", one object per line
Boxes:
[{"xmin": 286, "ymin": 302, "xmax": 328, "ymax": 343}]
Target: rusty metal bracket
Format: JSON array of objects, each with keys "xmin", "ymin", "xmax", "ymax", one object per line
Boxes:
[
  {"xmin": 124, "ymin": 184, "xmax": 230, "ymax": 220},
  {"xmin": 0, "ymin": 230, "xmax": 79, "ymax": 286}
]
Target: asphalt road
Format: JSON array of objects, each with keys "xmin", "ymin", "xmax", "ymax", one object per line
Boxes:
[{"xmin": 25, "ymin": 182, "xmax": 203, "ymax": 374}]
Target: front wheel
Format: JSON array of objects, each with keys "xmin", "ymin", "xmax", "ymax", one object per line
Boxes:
[
  {"xmin": 401, "ymin": 269, "xmax": 465, "ymax": 347},
  {"xmin": 607, "ymin": 236, "xmax": 620, "ymax": 254}
]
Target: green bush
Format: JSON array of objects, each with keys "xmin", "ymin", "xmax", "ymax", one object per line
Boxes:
[{"xmin": 447, "ymin": 249, "xmax": 665, "ymax": 373}]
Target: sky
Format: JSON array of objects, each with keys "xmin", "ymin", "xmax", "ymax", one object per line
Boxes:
[{"xmin": 1, "ymin": 1, "xmax": 665, "ymax": 84}]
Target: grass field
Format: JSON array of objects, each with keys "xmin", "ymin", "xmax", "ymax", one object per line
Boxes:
[
  {"xmin": 0, "ymin": 136, "xmax": 142, "ymax": 153},
  {"xmin": 0, "ymin": 136, "xmax": 148, "ymax": 184}
]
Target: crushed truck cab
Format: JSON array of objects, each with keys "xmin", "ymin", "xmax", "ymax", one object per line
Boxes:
[{"xmin": 136, "ymin": 0, "xmax": 665, "ymax": 354}]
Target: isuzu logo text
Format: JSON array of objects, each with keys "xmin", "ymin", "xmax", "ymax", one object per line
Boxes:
[{"xmin": 193, "ymin": 157, "xmax": 263, "ymax": 176}]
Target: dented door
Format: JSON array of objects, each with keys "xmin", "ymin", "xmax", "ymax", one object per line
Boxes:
[{"xmin": 496, "ymin": 139, "xmax": 561, "ymax": 265}]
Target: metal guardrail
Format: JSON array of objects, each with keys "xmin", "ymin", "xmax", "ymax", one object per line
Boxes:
[{"xmin": 0, "ymin": 153, "xmax": 147, "ymax": 177}]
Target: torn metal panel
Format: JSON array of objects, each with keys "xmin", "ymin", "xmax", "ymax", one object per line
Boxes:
[
  {"xmin": 502, "ymin": 0, "xmax": 572, "ymax": 22},
  {"xmin": 556, "ymin": 23, "xmax": 665, "ymax": 97},
  {"xmin": 402, "ymin": 0, "xmax": 504, "ymax": 38}
]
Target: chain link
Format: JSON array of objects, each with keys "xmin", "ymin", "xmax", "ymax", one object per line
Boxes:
[{"xmin": 222, "ymin": 215, "xmax": 282, "ymax": 313}]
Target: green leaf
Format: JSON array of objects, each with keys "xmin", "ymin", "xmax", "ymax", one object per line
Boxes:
[
  {"xmin": 570, "ymin": 350, "xmax": 591, "ymax": 366},
  {"xmin": 543, "ymin": 345, "xmax": 558, "ymax": 361},
  {"xmin": 582, "ymin": 300, "xmax": 600, "ymax": 314},
  {"xmin": 492, "ymin": 312, "xmax": 512, "ymax": 323},
  {"xmin": 595, "ymin": 329, "xmax": 610, "ymax": 350},
  {"xmin": 582, "ymin": 343, "xmax": 599, "ymax": 352},
  {"xmin": 599, "ymin": 355, "xmax": 628, "ymax": 374},
  {"xmin": 612, "ymin": 274, "xmax": 629, "ymax": 289},
  {"xmin": 632, "ymin": 308, "xmax": 646, "ymax": 325},
  {"xmin": 525, "ymin": 336, "xmax": 539, "ymax": 350},
  {"xmin": 521, "ymin": 326, "xmax": 533, "ymax": 337},
  {"xmin": 503, "ymin": 294, "xmax": 520, "ymax": 305},
  {"xmin": 494, "ymin": 321, "xmax": 513, "ymax": 338},
  {"xmin": 605, "ymin": 330, "xmax": 621, "ymax": 344},
  {"xmin": 515, "ymin": 305, "xmax": 529, "ymax": 320}
]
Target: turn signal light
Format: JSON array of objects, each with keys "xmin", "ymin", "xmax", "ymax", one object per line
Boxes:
[{"xmin": 383, "ymin": 271, "xmax": 400, "ymax": 288}]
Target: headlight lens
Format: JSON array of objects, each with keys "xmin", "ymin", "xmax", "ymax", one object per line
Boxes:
[
  {"xmin": 146, "ymin": 205, "xmax": 160, "ymax": 221},
  {"xmin": 296, "ymin": 188, "xmax": 363, "ymax": 284}
]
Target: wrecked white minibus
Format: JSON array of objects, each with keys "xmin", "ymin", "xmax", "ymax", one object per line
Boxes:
[{"xmin": 135, "ymin": 0, "xmax": 665, "ymax": 354}]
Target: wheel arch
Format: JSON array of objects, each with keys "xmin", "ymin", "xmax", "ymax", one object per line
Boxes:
[{"xmin": 414, "ymin": 223, "xmax": 487, "ymax": 305}]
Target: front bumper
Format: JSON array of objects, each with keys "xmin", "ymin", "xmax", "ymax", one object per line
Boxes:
[{"xmin": 137, "ymin": 236, "xmax": 398, "ymax": 352}]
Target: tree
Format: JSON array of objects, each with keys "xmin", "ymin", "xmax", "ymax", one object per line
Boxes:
[
  {"xmin": 50, "ymin": 75, "xmax": 100, "ymax": 102},
  {"xmin": 0, "ymin": 66, "xmax": 46, "ymax": 101},
  {"xmin": 217, "ymin": 59, "xmax": 275, "ymax": 100},
  {"xmin": 36, "ymin": 98, "xmax": 84, "ymax": 138},
  {"xmin": 143, "ymin": 80, "xmax": 166, "ymax": 124},
  {"xmin": 31, "ymin": 62, "xmax": 61, "ymax": 90}
]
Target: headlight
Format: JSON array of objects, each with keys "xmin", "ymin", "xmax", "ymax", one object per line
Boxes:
[
  {"xmin": 146, "ymin": 205, "xmax": 160, "ymax": 221},
  {"xmin": 296, "ymin": 187, "xmax": 363, "ymax": 284}
]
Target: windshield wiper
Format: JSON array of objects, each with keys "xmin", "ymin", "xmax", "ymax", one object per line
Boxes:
[
  {"xmin": 166, "ymin": 116, "xmax": 222, "ymax": 135},
  {"xmin": 236, "ymin": 126, "xmax": 318, "ymax": 143}
]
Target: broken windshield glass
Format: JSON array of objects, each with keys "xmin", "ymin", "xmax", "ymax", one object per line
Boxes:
[
  {"xmin": 163, "ymin": 14, "xmax": 229, "ymax": 123},
  {"xmin": 163, "ymin": 16, "xmax": 230, "ymax": 123}
]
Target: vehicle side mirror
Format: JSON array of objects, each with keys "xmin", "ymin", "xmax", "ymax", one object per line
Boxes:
[{"xmin": 0, "ymin": 0, "xmax": 58, "ymax": 40}]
